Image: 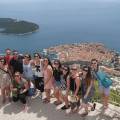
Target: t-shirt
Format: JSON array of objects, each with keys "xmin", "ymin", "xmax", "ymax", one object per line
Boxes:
[
  {"xmin": 10, "ymin": 58, "xmax": 23, "ymax": 74},
  {"xmin": 4, "ymin": 55, "xmax": 13, "ymax": 66},
  {"xmin": 12, "ymin": 78, "xmax": 27, "ymax": 96}
]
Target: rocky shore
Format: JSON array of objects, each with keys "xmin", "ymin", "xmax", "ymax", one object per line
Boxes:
[{"xmin": 47, "ymin": 43, "xmax": 114, "ymax": 62}]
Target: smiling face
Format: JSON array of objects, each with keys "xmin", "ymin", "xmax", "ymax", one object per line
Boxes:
[
  {"xmin": 0, "ymin": 59, "xmax": 5, "ymax": 67},
  {"xmin": 14, "ymin": 72, "xmax": 21, "ymax": 82},
  {"xmin": 62, "ymin": 66, "xmax": 68, "ymax": 75},
  {"xmin": 82, "ymin": 67, "xmax": 88, "ymax": 77},
  {"xmin": 34, "ymin": 53, "xmax": 40, "ymax": 60},
  {"xmin": 90, "ymin": 59, "xmax": 98, "ymax": 71},
  {"xmin": 43, "ymin": 58, "xmax": 49, "ymax": 66},
  {"xmin": 5, "ymin": 48, "xmax": 11, "ymax": 56},
  {"xmin": 24, "ymin": 54, "xmax": 31, "ymax": 63},
  {"xmin": 70, "ymin": 66, "xmax": 78, "ymax": 76}
]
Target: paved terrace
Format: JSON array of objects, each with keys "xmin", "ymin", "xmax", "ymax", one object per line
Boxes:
[{"xmin": 0, "ymin": 95, "xmax": 120, "ymax": 120}]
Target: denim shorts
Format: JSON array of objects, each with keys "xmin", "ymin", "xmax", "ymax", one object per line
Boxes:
[
  {"xmin": 55, "ymin": 81, "xmax": 61, "ymax": 89},
  {"xmin": 99, "ymin": 85, "xmax": 110, "ymax": 96},
  {"xmin": 82, "ymin": 87, "xmax": 95, "ymax": 104}
]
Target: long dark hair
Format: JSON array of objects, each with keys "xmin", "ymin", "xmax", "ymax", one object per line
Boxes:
[
  {"xmin": 84, "ymin": 66, "xmax": 92, "ymax": 88},
  {"xmin": 34, "ymin": 52, "xmax": 41, "ymax": 59},
  {"xmin": 44, "ymin": 57, "xmax": 53, "ymax": 70},
  {"xmin": 63, "ymin": 65, "xmax": 70, "ymax": 81}
]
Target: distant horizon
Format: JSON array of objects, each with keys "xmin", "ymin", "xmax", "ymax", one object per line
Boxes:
[{"xmin": 0, "ymin": 0, "xmax": 120, "ymax": 3}]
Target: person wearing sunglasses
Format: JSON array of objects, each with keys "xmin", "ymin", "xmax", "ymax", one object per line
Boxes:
[
  {"xmin": 53, "ymin": 60, "xmax": 63, "ymax": 105},
  {"xmin": 0, "ymin": 58, "xmax": 12, "ymax": 104},
  {"xmin": 68, "ymin": 65, "xmax": 81, "ymax": 114},
  {"xmin": 60, "ymin": 65, "xmax": 71, "ymax": 110},
  {"xmin": 22, "ymin": 54, "xmax": 34, "ymax": 93},
  {"xmin": 79, "ymin": 66, "xmax": 95, "ymax": 117},
  {"xmin": 32, "ymin": 53, "xmax": 44, "ymax": 98},
  {"xmin": 11, "ymin": 72, "xmax": 29, "ymax": 111},
  {"xmin": 90, "ymin": 59, "xmax": 111, "ymax": 110},
  {"xmin": 9, "ymin": 50, "xmax": 23, "ymax": 75},
  {"xmin": 43, "ymin": 57, "xmax": 54, "ymax": 103}
]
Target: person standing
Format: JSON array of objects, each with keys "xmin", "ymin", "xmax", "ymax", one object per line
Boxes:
[
  {"xmin": 43, "ymin": 57, "xmax": 53, "ymax": 103},
  {"xmin": 0, "ymin": 58, "xmax": 11, "ymax": 104},
  {"xmin": 23, "ymin": 54, "xmax": 34, "ymax": 83},
  {"xmin": 90, "ymin": 59, "xmax": 111, "ymax": 110},
  {"xmin": 9, "ymin": 50, "xmax": 23, "ymax": 76},
  {"xmin": 32, "ymin": 53, "xmax": 44, "ymax": 98},
  {"xmin": 53, "ymin": 60, "xmax": 62, "ymax": 105},
  {"xmin": 80, "ymin": 66, "xmax": 95, "ymax": 117},
  {"xmin": 4, "ymin": 48, "xmax": 13, "ymax": 66}
]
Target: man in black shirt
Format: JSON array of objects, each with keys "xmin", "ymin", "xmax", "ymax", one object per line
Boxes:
[{"xmin": 10, "ymin": 50, "xmax": 23, "ymax": 75}]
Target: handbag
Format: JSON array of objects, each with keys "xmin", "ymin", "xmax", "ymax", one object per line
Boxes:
[
  {"xmin": 28, "ymin": 82, "xmax": 35, "ymax": 96},
  {"xmin": 69, "ymin": 95, "xmax": 78, "ymax": 103},
  {"xmin": 96, "ymin": 71, "xmax": 112, "ymax": 88}
]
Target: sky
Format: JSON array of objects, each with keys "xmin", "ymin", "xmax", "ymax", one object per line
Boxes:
[{"xmin": 0, "ymin": 0, "xmax": 120, "ymax": 3}]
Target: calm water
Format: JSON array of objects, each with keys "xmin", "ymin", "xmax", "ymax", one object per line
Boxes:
[{"xmin": 0, "ymin": 0, "xmax": 120, "ymax": 53}]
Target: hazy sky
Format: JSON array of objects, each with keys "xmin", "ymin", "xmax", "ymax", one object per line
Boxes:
[{"xmin": 0, "ymin": 0, "xmax": 120, "ymax": 3}]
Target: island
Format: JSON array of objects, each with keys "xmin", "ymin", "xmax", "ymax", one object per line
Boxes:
[{"xmin": 0, "ymin": 18, "xmax": 39, "ymax": 35}]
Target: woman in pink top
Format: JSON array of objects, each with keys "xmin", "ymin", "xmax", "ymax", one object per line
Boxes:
[{"xmin": 43, "ymin": 57, "xmax": 53, "ymax": 103}]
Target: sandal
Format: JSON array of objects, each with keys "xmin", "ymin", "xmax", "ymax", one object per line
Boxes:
[
  {"xmin": 61, "ymin": 105, "xmax": 70, "ymax": 110},
  {"xmin": 54, "ymin": 101, "xmax": 62, "ymax": 105},
  {"xmin": 80, "ymin": 112, "xmax": 88, "ymax": 117},
  {"xmin": 43, "ymin": 98, "xmax": 50, "ymax": 104},
  {"xmin": 91, "ymin": 103, "xmax": 96, "ymax": 111}
]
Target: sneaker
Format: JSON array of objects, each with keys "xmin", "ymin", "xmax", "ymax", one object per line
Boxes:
[
  {"xmin": 80, "ymin": 112, "xmax": 88, "ymax": 117},
  {"xmin": 39, "ymin": 93, "xmax": 42, "ymax": 100},
  {"xmin": 61, "ymin": 105, "xmax": 70, "ymax": 110},
  {"xmin": 91, "ymin": 103, "xmax": 96, "ymax": 111}
]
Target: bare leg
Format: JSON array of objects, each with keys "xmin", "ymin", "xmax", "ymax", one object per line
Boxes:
[
  {"xmin": 104, "ymin": 95, "xmax": 109, "ymax": 109},
  {"xmin": 43, "ymin": 89, "xmax": 50, "ymax": 103},
  {"xmin": 54, "ymin": 88, "xmax": 61, "ymax": 104},
  {"xmin": 6, "ymin": 85, "xmax": 11, "ymax": 102},
  {"xmin": 1, "ymin": 88, "xmax": 6, "ymax": 104}
]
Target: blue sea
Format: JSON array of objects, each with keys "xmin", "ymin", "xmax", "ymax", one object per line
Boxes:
[{"xmin": 0, "ymin": 0, "xmax": 120, "ymax": 53}]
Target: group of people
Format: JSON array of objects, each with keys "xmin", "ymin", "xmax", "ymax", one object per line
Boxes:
[{"xmin": 0, "ymin": 48, "xmax": 111, "ymax": 116}]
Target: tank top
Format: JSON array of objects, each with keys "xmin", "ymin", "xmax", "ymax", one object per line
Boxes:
[
  {"xmin": 53, "ymin": 68, "xmax": 61, "ymax": 81},
  {"xmin": 34, "ymin": 60, "xmax": 43, "ymax": 77},
  {"xmin": 23, "ymin": 62, "xmax": 33, "ymax": 80},
  {"xmin": 69, "ymin": 76, "xmax": 81, "ymax": 94}
]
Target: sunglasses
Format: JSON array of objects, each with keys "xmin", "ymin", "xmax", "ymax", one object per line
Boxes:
[
  {"xmin": 63, "ymin": 68, "xmax": 68, "ymax": 71},
  {"xmin": 0, "ymin": 60, "xmax": 4, "ymax": 63},
  {"xmin": 54, "ymin": 62, "xmax": 59, "ymax": 65},
  {"xmin": 44, "ymin": 59, "xmax": 48, "ymax": 62},
  {"xmin": 6, "ymin": 52, "xmax": 11, "ymax": 54},
  {"xmin": 83, "ymin": 69, "xmax": 88, "ymax": 72},
  {"xmin": 34, "ymin": 55, "xmax": 39, "ymax": 57},
  {"xmin": 91, "ymin": 62, "xmax": 97, "ymax": 65},
  {"xmin": 25, "ymin": 56, "xmax": 30, "ymax": 58},
  {"xmin": 14, "ymin": 75, "xmax": 20, "ymax": 77},
  {"xmin": 71, "ymin": 68, "xmax": 77, "ymax": 70}
]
